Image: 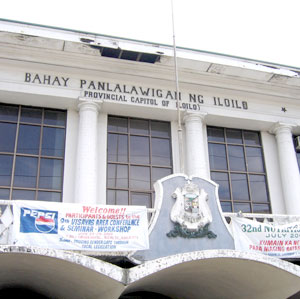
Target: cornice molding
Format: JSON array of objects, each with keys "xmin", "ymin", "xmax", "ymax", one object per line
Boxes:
[{"xmin": 1, "ymin": 42, "xmax": 300, "ymax": 103}]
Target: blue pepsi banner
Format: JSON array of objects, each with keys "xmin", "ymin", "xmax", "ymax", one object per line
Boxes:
[
  {"xmin": 12, "ymin": 201, "xmax": 149, "ymax": 251},
  {"xmin": 20, "ymin": 208, "xmax": 58, "ymax": 234}
]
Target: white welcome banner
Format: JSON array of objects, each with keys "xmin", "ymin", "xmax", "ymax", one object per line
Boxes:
[
  {"xmin": 231, "ymin": 217, "xmax": 300, "ymax": 258},
  {"xmin": 12, "ymin": 200, "xmax": 149, "ymax": 251}
]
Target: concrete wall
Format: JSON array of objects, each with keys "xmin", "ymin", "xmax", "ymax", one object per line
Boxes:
[{"xmin": 0, "ymin": 24, "xmax": 300, "ymax": 215}]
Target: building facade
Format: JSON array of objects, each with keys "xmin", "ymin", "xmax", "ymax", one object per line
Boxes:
[{"xmin": 0, "ymin": 19, "xmax": 300, "ymax": 298}]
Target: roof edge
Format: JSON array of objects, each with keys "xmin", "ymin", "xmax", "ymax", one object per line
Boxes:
[{"xmin": 1, "ymin": 18, "xmax": 300, "ymax": 72}]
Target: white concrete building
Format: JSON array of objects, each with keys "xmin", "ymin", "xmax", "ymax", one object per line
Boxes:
[{"xmin": 0, "ymin": 19, "xmax": 300, "ymax": 298}]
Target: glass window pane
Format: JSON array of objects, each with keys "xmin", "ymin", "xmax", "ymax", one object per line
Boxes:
[
  {"xmin": 107, "ymin": 190, "xmax": 115, "ymax": 205},
  {"xmin": 226, "ymin": 129, "xmax": 242, "ymax": 144},
  {"xmin": 246, "ymin": 147, "xmax": 264, "ymax": 173},
  {"xmin": 38, "ymin": 191, "xmax": 61, "ymax": 202},
  {"xmin": 249, "ymin": 175, "xmax": 269, "ymax": 202},
  {"xmin": 151, "ymin": 138, "xmax": 171, "ymax": 166},
  {"xmin": 14, "ymin": 156, "xmax": 38, "ymax": 188},
  {"xmin": 0, "ymin": 105, "xmax": 18, "ymax": 122},
  {"xmin": 208, "ymin": 143, "xmax": 227, "ymax": 170},
  {"xmin": 39, "ymin": 158, "xmax": 63, "ymax": 190},
  {"xmin": 44, "ymin": 110, "xmax": 66, "ymax": 126},
  {"xmin": 253, "ymin": 204, "xmax": 271, "ymax": 214},
  {"xmin": 108, "ymin": 117, "xmax": 128, "ymax": 133},
  {"xmin": 107, "ymin": 134, "xmax": 128, "ymax": 162},
  {"xmin": 211, "ymin": 172, "xmax": 230, "ymax": 200},
  {"xmin": 107, "ymin": 164, "xmax": 115, "ymax": 188},
  {"xmin": 17, "ymin": 125, "xmax": 40, "ymax": 154},
  {"xmin": 152, "ymin": 167, "xmax": 172, "ymax": 185},
  {"xmin": 0, "ymin": 188, "xmax": 10, "ymax": 199},
  {"xmin": 116, "ymin": 190, "xmax": 129, "ymax": 205},
  {"xmin": 130, "ymin": 136, "xmax": 149, "ymax": 164},
  {"xmin": 115, "ymin": 164, "xmax": 128, "ymax": 188},
  {"xmin": 107, "ymin": 190, "xmax": 128, "ymax": 205},
  {"xmin": 244, "ymin": 131, "xmax": 261, "ymax": 145},
  {"xmin": 42, "ymin": 127, "xmax": 65, "ymax": 157},
  {"xmin": 107, "ymin": 164, "xmax": 128, "ymax": 188},
  {"xmin": 130, "ymin": 166, "xmax": 150, "ymax": 190},
  {"xmin": 151, "ymin": 121, "xmax": 170, "ymax": 138},
  {"xmin": 20, "ymin": 107, "xmax": 42, "ymax": 124},
  {"xmin": 0, "ymin": 123, "xmax": 16, "ymax": 152},
  {"xmin": 231, "ymin": 173, "xmax": 249, "ymax": 201},
  {"xmin": 220, "ymin": 201, "xmax": 232, "ymax": 212},
  {"xmin": 12, "ymin": 189, "xmax": 36, "ymax": 201},
  {"xmin": 228, "ymin": 145, "xmax": 246, "ymax": 171},
  {"xmin": 130, "ymin": 119, "xmax": 149, "ymax": 135},
  {"xmin": 233, "ymin": 202, "xmax": 251, "ymax": 213},
  {"xmin": 0, "ymin": 155, "xmax": 13, "ymax": 186},
  {"xmin": 207, "ymin": 127, "xmax": 225, "ymax": 142},
  {"xmin": 131, "ymin": 192, "xmax": 151, "ymax": 208}
]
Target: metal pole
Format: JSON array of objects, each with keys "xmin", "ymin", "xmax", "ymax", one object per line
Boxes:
[{"xmin": 171, "ymin": 0, "xmax": 184, "ymax": 173}]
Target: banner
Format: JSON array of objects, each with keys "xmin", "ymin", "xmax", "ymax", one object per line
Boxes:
[
  {"xmin": 12, "ymin": 200, "xmax": 149, "ymax": 251},
  {"xmin": 231, "ymin": 217, "xmax": 300, "ymax": 258}
]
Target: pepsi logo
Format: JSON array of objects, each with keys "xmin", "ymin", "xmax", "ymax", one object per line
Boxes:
[
  {"xmin": 35, "ymin": 215, "xmax": 56, "ymax": 233},
  {"xmin": 20, "ymin": 208, "xmax": 58, "ymax": 234}
]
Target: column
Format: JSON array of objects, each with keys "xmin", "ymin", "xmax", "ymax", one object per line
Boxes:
[
  {"xmin": 183, "ymin": 112, "xmax": 209, "ymax": 179},
  {"xmin": 271, "ymin": 122, "xmax": 300, "ymax": 214},
  {"xmin": 75, "ymin": 99, "xmax": 101, "ymax": 204}
]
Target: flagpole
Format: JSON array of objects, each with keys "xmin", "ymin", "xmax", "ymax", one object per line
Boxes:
[{"xmin": 171, "ymin": 0, "xmax": 184, "ymax": 173}]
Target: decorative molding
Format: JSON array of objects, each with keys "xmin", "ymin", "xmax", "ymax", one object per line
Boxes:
[
  {"xmin": 183, "ymin": 111, "xmax": 207, "ymax": 124},
  {"xmin": 269, "ymin": 122, "xmax": 297, "ymax": 135},
  {"xmin": 77, "ymin": 97, "xmax": 103, "ymax": 112}
]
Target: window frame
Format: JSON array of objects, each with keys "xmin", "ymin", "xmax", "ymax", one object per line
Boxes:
[
  {"xmin": 0, "ymin": 103, "xmax": 67, "ymax": 202},
  {"xmin": 107, "ymin": 116, "xmax": 173, "ymax": 208},
  {"xmin": 207, "ymin": 126, "xmax": 271, "ymax": 213}
]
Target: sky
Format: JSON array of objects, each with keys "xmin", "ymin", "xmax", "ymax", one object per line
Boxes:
[{"xmin": 1, "ymin": 0, "xmax": 300, "ymax": 68}]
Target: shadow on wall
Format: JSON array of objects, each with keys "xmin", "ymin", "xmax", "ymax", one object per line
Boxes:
[
  {"xmin": 119, "ymin": 291, "xmax": 172, "ymax": 299},
  {"xmin": 0, "ymin": 288, "xmax": 173, "ymax": 299},
  {"xmin": 0, "ymin": 287, "xmax": 50, "ymax": 299}
]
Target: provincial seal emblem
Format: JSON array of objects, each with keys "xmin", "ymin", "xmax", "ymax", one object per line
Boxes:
[{"xmin": 167, "ymin": 180, "xmax": 217, "ymax": 239}]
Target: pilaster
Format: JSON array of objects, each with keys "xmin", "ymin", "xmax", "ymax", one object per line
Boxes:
[
  {"xmin": 74, "ymin": 99, "xmax": 102, "ymax": 204},
  {"xmin": 270, "ymin": 122, "xmax": 300, "ymax": 214},
  {"xmin": 183, "ymin": 112, "xmax": 209, "ymax": 179}
]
